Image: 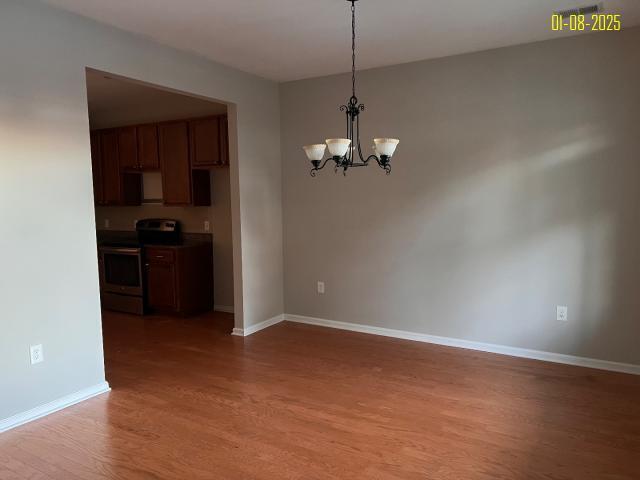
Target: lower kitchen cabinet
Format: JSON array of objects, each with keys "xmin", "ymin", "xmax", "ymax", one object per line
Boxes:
[
  {"xmin": 146, "ymin": 261, "xmax": 177, "ymax": 311},
  {"xmin": 145, "ymin": 244, "xmax": 213, "ymax": 315}
]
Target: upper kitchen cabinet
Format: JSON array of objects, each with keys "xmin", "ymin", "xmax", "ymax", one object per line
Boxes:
[
  {"xmin": 137, "ymin": 124, "xmax": 160, "ymax": 170},
  {"xmin": 90, "ymin": 131, "xmax": 103, "ymax": 205},
  {"xmin": 219, "ymin": 115, "xmax": 229, "ymax": 166},
  {"xmin": 100, "ymin": 129, "xmax": 122, "ymax": 205},
  {"xmin": 189, "ymin": 115, "xmax": 229, "ymax": 167},
  {"xmin": 119, "ymin": 124, "xmax": 160, "ymax": 171},
  {"xmin": 117, "ymin": 126, "xmax": 138, "ymax": 170},
  {"xmin": 91, "ymin": 114, "xmax": 224, "ymax": 207},
  {"xmin": 159, "ymin": 121, "xmax": 192, "ymax": 205},
  {"xmin": 90, "ymin": 129, "xmax": 142, "ymax": 207}
]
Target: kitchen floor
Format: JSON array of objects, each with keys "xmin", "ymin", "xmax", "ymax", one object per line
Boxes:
[{"xmin": 1, "ymin": 310, "xmax": 639, "ymax": 479}]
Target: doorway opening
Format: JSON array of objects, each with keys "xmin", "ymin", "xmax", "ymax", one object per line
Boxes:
[{"xmin": 85, "ymin": 68, "xmax": 239, "ymax": 386}]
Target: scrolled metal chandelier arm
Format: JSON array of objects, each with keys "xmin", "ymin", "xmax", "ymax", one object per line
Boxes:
[
  {"xmin": 305, "ymin": 0, "xmax": 399, "ymax": 177},
  {"xmin": 309, "ymin": 157, "xmax": 335, "ymax": 177}
]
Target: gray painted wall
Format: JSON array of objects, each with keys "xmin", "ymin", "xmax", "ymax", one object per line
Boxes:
[
  {"xmin": 281, "ymin": 28, "xmax": 640, "ymax": 365},
  {"xmin": 0, "ymin": 0, "xmax": 283, "ymax": 421}
]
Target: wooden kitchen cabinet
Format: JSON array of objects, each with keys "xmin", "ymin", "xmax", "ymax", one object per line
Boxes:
[
  {"xmin": 90, "ymin": 131, "xmax": 103, "ymax": 205},
  {"xmin": 189, "ymin": 116, "xmax": 221, "ymax": 167},
  {"xmin": 90, "ymin": 113, "xmax": 225, "ymax": 207},
  {"xmin": 189, "ymin": 115, "xmax": 229, "ymax": 167},
  {"xmin": 145, "ymin": 244, "xmax": 213, "ymax": 315},
  {"xmin": 219, "ymin": 115, "xmax": 229, "ymax": 166},
  {"xmin": 118, "ymin": 124, "xmax": 160, "ymax": 171},
  {"xmin": 137, "ymin": 124, "xmax": 160, "ymax": 170},
  {"xmin": 159, "ymin": 121, "xmax": 192, "ymax": 205},
  {"xmin": 117, "ymin": 126, "xmax": 138, "ymax": 169},
  {"xmin": 90, "ymin": 129, "xmax": 142, "ymax": 206},
  {"xmin": 146, "ymin": 261, "xmax": 177, "ymax": 311},
  {"xmin": 100, "ymin": 130, "xmax": 121, "ymax": 205}
]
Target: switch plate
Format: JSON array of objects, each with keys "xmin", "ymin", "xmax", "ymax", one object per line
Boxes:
[
  {"xmin": 104, "ymin": 219, "xmax": 110, "ymax": 229},
  {"xmin": 317, "ymin": 281, "xmax": 325, "ymax": 294},
  {"xmin": 557, "ymin": 306, "xmax": 568, "ymax": 322},
  {"xmin": 30, "ymin": 344, "xmax": 43, "ymax": 365},
  {"xmin": 204, "ymin": 220, "xmax": 210, "ymax": 232}
]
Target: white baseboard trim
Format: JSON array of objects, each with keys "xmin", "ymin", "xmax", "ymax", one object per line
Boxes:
[
  {"xmin": 0, "ymin": 381, "xmax": 111, "ymax": 434},
  {"xmin": 231, "ymin": 314, "xmax": 285, "ymax": 337},
  {"xmin": 214, "ymin": 305, "xmax": 234, "ymax": 314},
  {"xmin": 285, "ymin": 314, "xmax": 640, "ymax": 376}
]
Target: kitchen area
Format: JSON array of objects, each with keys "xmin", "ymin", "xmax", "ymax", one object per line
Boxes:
[{"xmin": 87, "ymin": 69, "xmax": 234, "ymax": 319}]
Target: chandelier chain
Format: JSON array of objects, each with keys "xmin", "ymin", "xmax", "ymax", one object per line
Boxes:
[{"xmin": 351, "ymin": 0, "xmax": 356, "ymax": 99}]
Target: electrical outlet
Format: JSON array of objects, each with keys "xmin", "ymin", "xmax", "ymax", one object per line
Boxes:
[
  {"xmin": 557, "ymin": 306, "xmax": 568, "ymax": 322},
  {"xmin": 104, "ymin": 219, "xmax": 110, "ymax": 229},
  {"xmin": 204, "ymin": 220, "xmax": 210, "ymax": 232},
  {"xmin": 317, "ymin": 281, "xmax": 325, "ymax": 294},
  {"xmin": 30, "ymin": 344, "xmax": 43, "ymax": 365}
]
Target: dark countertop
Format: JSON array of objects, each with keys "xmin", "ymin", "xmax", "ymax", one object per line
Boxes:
[{"xmin": 96, "ymin": 230, "xmax": 212, "ymax": 248}]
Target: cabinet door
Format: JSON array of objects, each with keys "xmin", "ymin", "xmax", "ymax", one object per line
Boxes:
[
  {"xmin": 146, "ymin": 262, "xmax": 177, "ymax": 311},
  {"xmin": 118, "ymin": 126, "xmax": 138, "ymax": 169},
  {"xmin": 159, "ymin": 121, "xmax": 191, "ymax": 205},
  {"xmin": 219, "ymin": 115, "xmax": 229, "ymax": 166},
  {"xmin": 100, "ymin": 130, "xmax": 121, "ymax": 205},
  {"xmin": 90, "ymin": 131, "xmax": 104, "ymax": 205},
  {"xmin": 137, "ymin": 124, "xmax": 160, "ymax": 170},
  {"xmin": 189, "ymin": 117, "xmax": 221, "ymax": 167}
]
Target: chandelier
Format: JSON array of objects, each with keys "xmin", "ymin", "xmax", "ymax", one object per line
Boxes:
[{"xmin": 303, "ymin": 0, "xmax": 399, "ymax": 176}]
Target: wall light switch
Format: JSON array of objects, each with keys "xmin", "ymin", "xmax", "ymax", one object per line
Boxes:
[
  {"xmin": 557, "ymin": 306, "xmax": 568, "ymax": 322},
  {"xmin": 317, "ymin": 281, "xmax": 325, "ymax": 294},
  {"xmin": 30, "ymin": 344, "xmax": 43, "ymax": 365},
  {"xmin": 104, "ymin": 219, "xmax": 110, "ymax": 229},
  {"xmin": 204, "ymin": 220, "xmax": 210, "ymax": 232}
]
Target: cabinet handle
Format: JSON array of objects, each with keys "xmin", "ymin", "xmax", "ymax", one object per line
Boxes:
[{"xmin": 155, "ymin": 255, "xmax": 165, "ymax": 259}]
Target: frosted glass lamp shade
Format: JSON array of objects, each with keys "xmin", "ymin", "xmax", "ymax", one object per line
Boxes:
[
  {"xmin": 303, "ymin": 144, "xmax": 326, "ymax": 161},
  {"xmin": 373, "ymin": 138, "xmax": 399, "ymax": 157},
  {"xmin": 325, "ymin": 138, "xmax": 351, "ymax": 157}
]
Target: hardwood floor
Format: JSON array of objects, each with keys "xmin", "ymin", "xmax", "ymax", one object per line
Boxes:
[{"xmin": 1, "ymin": 310, "xmax": 639, "ymax": 479}]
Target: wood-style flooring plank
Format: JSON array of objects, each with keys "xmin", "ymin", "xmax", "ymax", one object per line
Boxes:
[{"xmin": 1, "ymin": 310, "xmax": 639, "ymax": 479}]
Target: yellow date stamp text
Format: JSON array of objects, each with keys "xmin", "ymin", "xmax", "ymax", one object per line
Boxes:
[{"xmin": 551, "ymin": 14, "xmax": 621, "ymax": 31}]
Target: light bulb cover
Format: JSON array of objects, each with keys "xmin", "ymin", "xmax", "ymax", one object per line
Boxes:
[
  {"xmin": 325, "ymin": 138, "xmax": 351, "ymax": 157},
  {"xmin": 303, "ymin": 144, "xmax": 327, "ymax": 161},
  {"xmin": 373, "ymin": 138, "xmax": 399, "ymax": 157}
]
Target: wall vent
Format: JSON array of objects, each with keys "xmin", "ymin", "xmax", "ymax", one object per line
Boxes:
[{"xmin": 556, "ymin": 3, "xmax": 603, "ymax": 18}]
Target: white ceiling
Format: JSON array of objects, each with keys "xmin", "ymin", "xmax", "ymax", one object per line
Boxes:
[
  {"xmin": 46, "ymin": 0, "xmax": 640, "ymax": 82},
  {"xmin": 86, "ymin": 69, "xmax": 226, "ymax": 129}
]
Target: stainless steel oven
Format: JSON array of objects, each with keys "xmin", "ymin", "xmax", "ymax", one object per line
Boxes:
[
  {"xmin": 98, "ymin": 245, "xmax": 144, "ymax": 314},
  {"xmin": 97, "ymin": 219, "xmax": 181, "ymax": 315}
]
